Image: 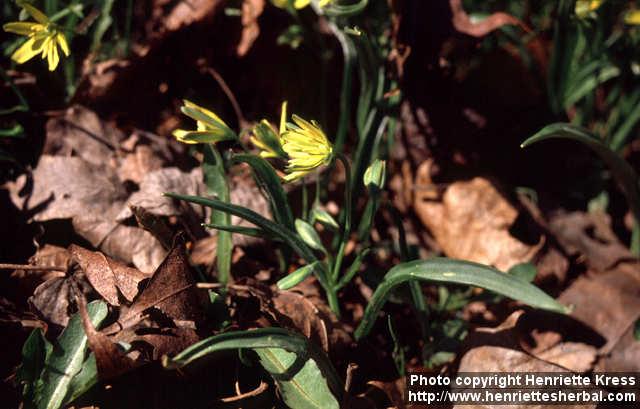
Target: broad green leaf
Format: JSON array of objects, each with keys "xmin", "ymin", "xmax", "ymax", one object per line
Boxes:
[
  {"xmin": 233, "ymin": 154, "xmax": 294, "ymax": 230},
  {"xmin": 36, "ymin": 301, "xmax": 108, "ymax": 409},
  {"xmin": 163, "ymin": 328, "xmax": 341, "ymax": 409},
  {"xmin": 277, "ymin": 261, "xmax": 320, "ymax": 290},
  {"xmin": 295, "ymin": 219, "xmax": 326, "ymax": 254},
  {"xmin": 203, "ymin": 146, "xmax": 232, "ymax": 285},
  {"xmin": 354, "ymin": 258, "xmax": 568, "ymax": 340},
  {"xmin": 64, "ymin": 354, "xmax": 97, "ymax": 405},
  {"xmin": 521, "ymin": 123, "xmax": 640, "ymax": 238},
  {"xmin": 17, "ymin": 329, "xmax": 52, "ymax": 408}
]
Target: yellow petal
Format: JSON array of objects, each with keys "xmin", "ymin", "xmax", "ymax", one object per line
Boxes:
[
  {"xmin": 183, "ymin": 100, "xmax": 229, "ymax": 128},
  {"xmin": 172, "ymin": 129, "xmax": 199, "ymax": 144},
  {"xmin": 19, "ymin": 2, "xmax": 50, "ymax": 24},
  {"xmin": 318, "ymin": 0, "xmax": 332, "ymax": 6},
  {"xmin": 3, "ymin": 21, "xmax": 44, "ymax": 35},
  {"xmin": 56, "ymin": 32, "xmax": 70, "ymax": 56},
  {"xmin": 279, "ymin": 101, "xmax": 288, "ymax": 135},
  {"xmin": 625, "ymin": 10, "xmax": 640, "ymax": 25},
  {"xmin": 293, "ymin": 0, "xmax": 310, "ymax": 9},
  {"xmin": 47, "ymin": 37, "xmax": 59, "ymax": 71},
  {"xmin": 11, "ymin": 36, "xmax": 45, "ymax": 64}
]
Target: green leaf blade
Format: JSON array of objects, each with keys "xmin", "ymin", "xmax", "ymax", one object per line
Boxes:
[
  {"xmin": 354, "ymin": 258, "xmax": 568, "ymax": 340},
  {"xmin": 163, "ymin": 328, "xmax": 341, "ymax": 409},
  {"xmin": 36, "ymin": 301, "xmax": 108, "ymax": 409}
]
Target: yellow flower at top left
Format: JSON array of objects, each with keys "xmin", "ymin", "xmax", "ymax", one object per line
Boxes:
[{"xmin": 3, "ymin": 2, "xmax": 70, "ymax": 71}]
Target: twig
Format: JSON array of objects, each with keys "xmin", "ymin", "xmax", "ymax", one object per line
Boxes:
[
  {"xmin": 0, "ymin": 263, "xmax": 67, "ymax": 272},
  {"xmin": 199, "ymin": 62, "xmax": 247, "ymax": 129},
  {"xmin": 220, "ymin": 381, "xmax": 268, "ymax": 403}
]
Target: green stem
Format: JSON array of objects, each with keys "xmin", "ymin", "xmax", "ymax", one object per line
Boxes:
[
  {"xmin": 328, "ymin": 23, "xmax": 355, "ymax": 154},
  {"xmin": 302, "ymin": 177, "xmax": 308, "ymax": 220},
  {"xmin": 331, "ymin": 153, "xmax": 352, "ymax": 283}
]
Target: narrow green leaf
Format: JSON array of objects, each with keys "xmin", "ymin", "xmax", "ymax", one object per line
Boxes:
[
  {"xmin": 295, "ymin": 219, "xmax": 326, "ymax": 254},
  {"xmin": 277, "ymin": 261, "xmax": 320, "ymax": 290},
  {"xmin": 163, "ymin": 328, "xmax": 341, "ymax": 409},
  {"xmin": 203, "ymin": 223, "xmax": 266, "ymax": 239},
  {"xmin": 634, "ymin": 318, "xmax": 640, "ymax": 341},
  {"xmin": 336, "ymin": 248, "xmax": 369, "ymax": 290},
  {"xmin": 232, "ymin": 154, "xmax": 294, "ymax": 230},
  {"xmin": 165, "ymin": 193, "xmax": 332, "ymax": 291},
  {"xmin": 324, "ymin": 0, "xmax": 368, "ymax": 17},
  {"xmin": 203, "ymin": 146, "xmax": 232, "ymax": 285},
  {"xmin": 508, "ymin": 262, "xmax": 537, "ymax": 283},
  {"xmin": 36, "ymin": 301, "xmax": 108, "ymax": 409},
  {"xmin": 521, "ymin": 123, "xmax": 640, "ymax": 238},
  {"xmin": 354, "ymin": 258, "xmax": 568, "ymax": 340},
  {"xmin": 610, "ymin": 99, "xmax": 640, "ymax": 152}
]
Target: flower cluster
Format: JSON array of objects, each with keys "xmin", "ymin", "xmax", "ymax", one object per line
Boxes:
[
  {"xmin": 173, "ymin": 100, "xmax": 333, "ymax": 182},
  {"xmin": 3, "ymin": 2, "xmax": 69, "ymax": 71}
]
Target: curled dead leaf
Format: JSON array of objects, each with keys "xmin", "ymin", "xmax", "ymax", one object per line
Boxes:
[{"xmin": 413, "ymin": 161, "xmax": 542, "ymax": 271}]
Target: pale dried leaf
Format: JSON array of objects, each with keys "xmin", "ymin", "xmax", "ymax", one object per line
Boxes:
[{"xmin": 413, "ymin": 162, "xmax": 541, "ymax": 271}]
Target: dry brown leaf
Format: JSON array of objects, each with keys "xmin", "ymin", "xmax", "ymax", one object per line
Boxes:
[
  {"xmin": 456, "ymin": 346, "xmax": 594, "ymax": 409},
  {"xmin": 548, "ymin": 211, "xmax": 633, "ymax": 271},
  {"xmin": 463, "ymin": 310, "xmax": 601, "ymax": 374},
  {"xmin": 271, "ymin": 290, "xmax": 330, "ymax": 352},
  {"xmin": 413, "ymin": 162, "xmax": 542, "ymax": 271},
  {"xmin": 558, "ymin": 262, "xmax": 640, "ymax": 353},
  {"xmin": 366, "ymin": 378, "xmax": 406, "ymax": 409},
  {"xmin": 163, "ymin": 0, "xmax": 223, "ymax": 32},
  {"xmin": 69, "ymin": 245, "xmax": 149, "ymax": 306},
  {"xmin": 237, "ymin": 0, "xmax": 265, "ymax": 57},
  {"xmin": 117, "ymin": 167, "xmax": 205, "ymax": 221},
  {"xmin": 450, "ymin": 0, "xmax": 522, "ymax": 38},
  {"xmin": 107, "ymin": 238, "xmax": 202, "ymax": 332},
  {"xmin": 133, "ymin": 327, "xmax": 200, "ymax": 360},
  {"xmin": 29, "ymin": 272, "xmax": 94, "ymax": 327},
  {"xmin": 76, "ymin": 288, "xmax": 136, "ymax": 380}
]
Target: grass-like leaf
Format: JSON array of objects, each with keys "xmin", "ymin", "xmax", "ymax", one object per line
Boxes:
[
  {"xmin": 163, "ymin": 328, "xmax": 341, "ymax": 409},
  {"xmin": 232, "ymin": 154, "xmax": 294, "ymax": 230},
  {"xmin": 203, "ymin": 146, "xmax": 232, "ymax": 284},
  {"xmin": 164, "ymin": 193, "xmax": 332, "ymax": 290},
  {"xmin": 521, "ymin": 123, "xmax": 640, "ymax": 236},
  {"xmin": 354, "ymin": 258, "xmax": 568, "ymax": 340},
  {"xmin": 36, "ymin": 301, "xmax": 108, "ymax": 409}
]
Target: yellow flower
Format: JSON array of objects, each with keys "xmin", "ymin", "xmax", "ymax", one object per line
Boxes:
[
  {"xmin": 625, "ymin": 10, "xmax": 640, "ymax": 25},
  {"xmin": 3, "ymin": 2, "xmax": 69, "ymax": 71},
  {"xmin": 272, "ymin": 0, "xmax": 332, "ymax": 10},
  {"xmin": 281, "ymin": 115, "xmax": 333, "ymax": 182},
  {"xmin": 250, "ymin": 101, "xmax": 288, "ymax": 159},
  {"xmin": 173, "ymin": 100, "xmax": 237, "ymax": 144},
  {"xmin": 575, "ymin": 0, "xmax": 603, "ymax": 18}
]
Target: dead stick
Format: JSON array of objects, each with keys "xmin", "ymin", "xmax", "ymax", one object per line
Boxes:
[{"xmin": 0, "ymin": 263, "xmax": 66, "ymax": 272}]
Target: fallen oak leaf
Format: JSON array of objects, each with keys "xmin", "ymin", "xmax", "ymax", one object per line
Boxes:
[
  {"xmin": 70, "ymin": 245, "xmax": 150, "ymax": 306},
  {"xmin": 74, "ymin": 282, "xmax": 136, "ymax": 380},
  {"xmin": 103, "ymin": 236, "xmax": 203, "ymax": 333}
]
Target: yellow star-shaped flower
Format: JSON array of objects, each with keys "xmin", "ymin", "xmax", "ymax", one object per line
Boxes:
[
  {"xmin": 3, "ymin": 2, "xmax": 70, "ymax": 71},
  {"xmin": 281, "ymin": 115, "xmax": 333, "ymax": 182},
  {"xmin": 173, "ymin": 100, "xmax": 237, "ymax": 144}
]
